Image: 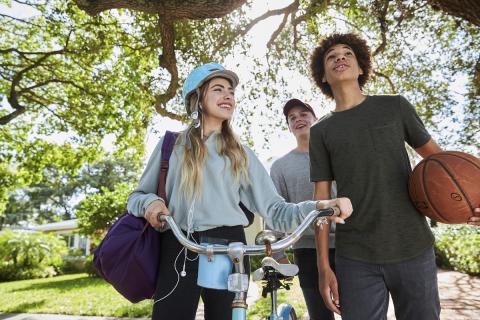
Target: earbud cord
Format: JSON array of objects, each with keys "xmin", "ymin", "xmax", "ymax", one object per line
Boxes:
[
  {"xmin": 182, "ymin": 197, "xmax": 198, "ymax": 275},
  {"xmin": 153, "ymin": 197, "xmax": 198, "ymax": 303}
]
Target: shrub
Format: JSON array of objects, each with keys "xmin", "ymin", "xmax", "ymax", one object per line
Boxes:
[
  {"xmin": 76, "ymin": 183, "xmax": 131, "ymax": 238},
  {"xmin": 60, "ymin": 256, "xmax": 87, "ymax": 274},
  {"xmin": 0, "ymin": 229, "xmax": 68, "ymax": 281},
  {"xmin": 84, "ymin": 254, "xmax": 100, "ymax": 277},
  {"xmin": 250, "ymin": 250, "xmax": 295, "ymax": 271},
  {"xmin": 434, "ymin": 224, "xmax": 480, "ymax": 275}
]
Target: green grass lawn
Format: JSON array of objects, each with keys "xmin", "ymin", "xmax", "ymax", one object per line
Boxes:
[
  {"xmin": 0, "ymin": 274, "xmax": 152, "ymax": 317},
  {"xmin": 0, "ymin": 273, "xmax": 307, "ymax": 318}
]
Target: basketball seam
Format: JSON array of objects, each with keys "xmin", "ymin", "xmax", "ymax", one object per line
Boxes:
[
  {"xmin": 422, "ymin": 160, "xmax": 446, "ymax": 222},
  {"xmin": 436, "ymin": 153, "xmax": 479, "ymax": 210},
  {"xmin": 441, "ymin": 152, "xmax": 480, "ymax": 170},
  {"xmin": 430, "ymin": 157, "xmax": 474, "ymax": 215}
]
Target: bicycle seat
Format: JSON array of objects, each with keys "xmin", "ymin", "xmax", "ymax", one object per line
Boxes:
[
  {"xmin": 254, "ymin": 230, "xmax": 284, "ymax": 245},
  {"xmin": 262, "ymin": 257, "xmax": 298, "ymax": 277}
]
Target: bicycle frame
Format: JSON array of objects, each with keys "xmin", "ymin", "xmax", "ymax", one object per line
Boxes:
[{"xmin": 159, "ymin": 207, "xmax": 335, "ymax": 320}]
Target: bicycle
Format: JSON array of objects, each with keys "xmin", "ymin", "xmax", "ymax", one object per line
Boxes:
[{"xmin": 158, "ymin": 207, "xmax": 337, "ymax": 320}]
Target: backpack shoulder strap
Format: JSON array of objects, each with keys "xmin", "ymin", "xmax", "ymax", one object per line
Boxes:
[{"xmin": 157, "ymin": 131, "xmax": 179, "ymax": 205}]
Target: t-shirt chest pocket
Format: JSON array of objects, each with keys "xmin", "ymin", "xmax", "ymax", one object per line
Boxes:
[
  {"xmin": 369, "ymin": 122, "xmax": 400, "ymax": 153},
  {"xmin": 329, "ymin": 127, "xmax": 369, "ymax": 157}
]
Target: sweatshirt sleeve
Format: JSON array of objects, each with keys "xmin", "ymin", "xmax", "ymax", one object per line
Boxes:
[
  {"xmin": 240, "ymin": 147, "xmax": 317, "ymax": 233},
  {"xmin": 270, "ymin": 160, "xmax": 289, "ymax": 202},
  {"xmin": 127, "ymin": 136, "xmax": 165, "ymax": 217}
]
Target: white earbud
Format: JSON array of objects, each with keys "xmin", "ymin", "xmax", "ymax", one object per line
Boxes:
[{"xmin": 180, "ymin": 250, "xmax": 187, "ymax": 277}]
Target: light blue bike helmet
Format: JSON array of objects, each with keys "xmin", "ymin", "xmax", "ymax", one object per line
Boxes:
[{"xmin": 182, "ymin": 62, "xmax": 239, "ymax": 128}]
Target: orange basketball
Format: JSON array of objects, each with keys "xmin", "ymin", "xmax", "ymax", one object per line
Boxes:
[{"xmin": 409, "ymin": 151, "xmax": 480, "ymax": 224}]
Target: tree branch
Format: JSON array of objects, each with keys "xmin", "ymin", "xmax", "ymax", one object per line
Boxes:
[
  {"xmin": 267, "ymin": 9, "xmax": 290, "ymax": 48},
  {"xmin": 372, "ymin": 0, "xmax": 390, "ymax": 57},
  {"xmin": 0, "ymin": 48, "xmax": 67, "ymax": 56},
  {"xmin": 1, "ymin": 33, "xmax": 72, "ymax": 125},
  {"xmin": 242, "ymin": 1, "xmax": 299, "ymax": 37},
  {"xmin": 0, "ymin": 108, "xmax": 26, "ymax": 125},
  {"xmin": 427, "ymin": 0, "xmax": 480, "ymax": 26},
  {"xmin": 18, "ymin": 79, "xmax": 87, "ymax": 94},
  {"xmin": 214, "ymin": 0, "xmax": 300, "ymax": 52},
  {"xmin": 22, "ymin": 92, "xmax": 70, "ymax": 130},
  {"xmin": 474, "ymin": 57, "xmax": 480, "ymax": 95},
  {"xmin": 153, "ymin": 16, "xmax": 181, "ymax": 118},
  {"xmin": 291, "ymin": 13, "xmax": 308, "ymax": 27},
  {"xmin": 0, "ymin": 13, "xmax": 43, "ymax": 28},
  {"xmin": 373, "ymin": 70, "xmax": 397, "ymax": 93}
]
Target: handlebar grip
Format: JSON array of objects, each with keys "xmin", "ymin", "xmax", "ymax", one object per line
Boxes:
[
  {"xmin": 316, "ymin": 206, "xmax": 340, "ymax": 217},
  {"xmin": 156, "ymin": 213, "xmax": 168, "ymax": 222},
  {"xmin": 332, "ymin": 206, "xmax": 340, "ymax": 216}
]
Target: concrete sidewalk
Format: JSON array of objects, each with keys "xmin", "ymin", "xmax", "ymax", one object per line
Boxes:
[{"xmin": 1, "ymin": 269, "xmax": 478, "ymax": 320}]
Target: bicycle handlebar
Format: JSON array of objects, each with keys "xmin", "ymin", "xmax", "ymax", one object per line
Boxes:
[{"xmin": 158, "ymin": 207, "xmax": 337, "ymax": 256}]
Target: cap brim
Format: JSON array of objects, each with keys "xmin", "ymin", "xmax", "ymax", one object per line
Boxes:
[{"xmin": 283, "ymin": 99, "xmax": 315, "ymax": 118}]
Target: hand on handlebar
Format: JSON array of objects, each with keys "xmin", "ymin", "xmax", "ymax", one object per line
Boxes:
[
  {"xmin": 145, "ymin": 199, "xmax": 170, "ymax": 228},
  {"xmin": 316, "ymin": 197, "xmax": 353, "ymax": 224}
]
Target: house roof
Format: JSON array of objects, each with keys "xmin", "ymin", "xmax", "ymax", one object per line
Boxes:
[{"xmin": 31, "ymin": 219, "xmax": 78, "ymax": 232}]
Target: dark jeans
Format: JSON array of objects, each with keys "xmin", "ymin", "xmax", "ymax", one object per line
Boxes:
[
  {"xmin": 294, "ymin": 248, "xmax": 336, "ymax": 320},
  {"xmin": 335, "ymin": 246, "xmax": 440, "ymax": 320},
  {"xmin": 152, "ymin": 227, "xmax": 248, "ymax": 320}
]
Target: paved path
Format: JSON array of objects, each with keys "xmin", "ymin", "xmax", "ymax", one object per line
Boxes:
[
  {"xmin": 435, "ymin": 269, "xmax": 480, "ymax": 320},
  {"xmin": 1, "ymin": 269, "xmax": 478, "ymax": 320}
]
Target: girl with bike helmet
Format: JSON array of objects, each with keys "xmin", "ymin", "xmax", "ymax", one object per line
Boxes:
[{"xmin": 127, "ymin": 62, "xmax": 352, "ymax": 320}]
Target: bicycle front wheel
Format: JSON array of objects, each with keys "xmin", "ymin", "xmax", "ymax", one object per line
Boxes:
[{"xmin": 278, "ymin": 303, "xmax": 297, "ymax": 320}]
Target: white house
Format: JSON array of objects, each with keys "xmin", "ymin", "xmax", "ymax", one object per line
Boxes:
[{"xmin": 31, "ymin": 219, "xmax": 90, "ymax": 256}]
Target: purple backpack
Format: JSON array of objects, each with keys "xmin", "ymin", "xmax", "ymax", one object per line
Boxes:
[{"xmin": 93, "ymin": 131, "xmax": 178, "ymax": 303}]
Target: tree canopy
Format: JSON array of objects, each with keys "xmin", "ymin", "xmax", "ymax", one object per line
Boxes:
[{"xmin": 1, "ymin": 0, "xmax": 479, "ymax": 221}]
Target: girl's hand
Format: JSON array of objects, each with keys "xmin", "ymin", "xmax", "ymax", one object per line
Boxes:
[
  {"xmin": 316, "ymin": 197, "xmax": 353, "ymax": 224},
  {"xmin": 145, "ymin": 199, "xmax": 170, "ymax": 228}
]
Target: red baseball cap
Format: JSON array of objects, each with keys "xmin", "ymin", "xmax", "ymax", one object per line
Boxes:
[{"xmin": 283, "ymin": 98, "xmax": 316, "ymax": 123}]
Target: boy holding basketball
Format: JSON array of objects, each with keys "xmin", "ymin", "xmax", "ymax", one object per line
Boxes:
[{"xmin": 308, "ymin": 33, "xmax": 445, "ymax": 320}]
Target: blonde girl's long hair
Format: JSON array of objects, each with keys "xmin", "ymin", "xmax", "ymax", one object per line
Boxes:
[{"xmin": 179, "ymin": 78, "xmax": 250, "ymax": 201}]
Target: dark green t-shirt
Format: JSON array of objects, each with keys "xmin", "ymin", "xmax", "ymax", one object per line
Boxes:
[{"xmin": 309, "ymin": 95, "xmax": 434, "ymax": 263}]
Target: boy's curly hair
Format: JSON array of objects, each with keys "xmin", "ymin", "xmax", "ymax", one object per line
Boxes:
[{"xmin": 310, "ymin": 33, "xmax": 372, "ymax": 99}]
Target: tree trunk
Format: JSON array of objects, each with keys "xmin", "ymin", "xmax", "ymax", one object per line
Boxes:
[
  {"xmin": 74, "ymin": 0, "xmax": 247, "ymax": 18},
  {"xmin": 427, "ymin": 0, "xmax": 480, "ymax": 26}
]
